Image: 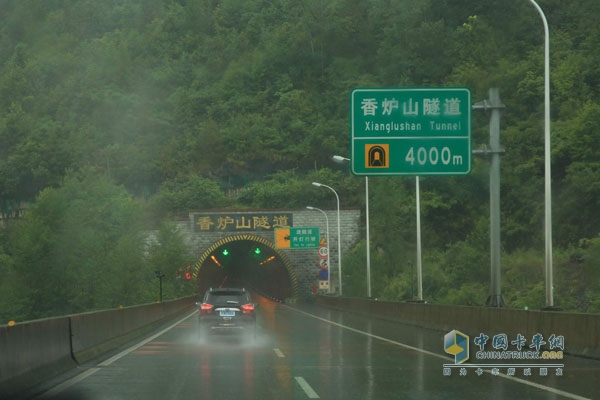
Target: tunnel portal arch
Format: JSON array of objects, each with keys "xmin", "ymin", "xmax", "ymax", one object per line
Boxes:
[{"xmin": 192, "ymin": 234, "xmax": 298, "ymax": 301}]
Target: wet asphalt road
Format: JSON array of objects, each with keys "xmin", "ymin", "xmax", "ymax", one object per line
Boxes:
[{"xmin": 30, "ymin": 299, "xmax": 599, "ymax": 400}]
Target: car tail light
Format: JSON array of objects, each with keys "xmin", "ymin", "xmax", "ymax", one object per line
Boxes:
[
  {"xmin": 200, "ymin": 303, "xmax": 214, "ymax": 313},
  {"xmin": 241, "ymin": 303, "xmax": 254, "ymax": 314}
]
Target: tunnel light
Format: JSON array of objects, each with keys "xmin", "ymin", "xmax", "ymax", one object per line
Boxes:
[
  {"xmin": 210, "ymin": 255, "xmax": 223, "ymax": 268},
  {"xmin": 222, "ymin": 249, "xmax": 230, "ymax": 256},
  {"xmin": 259, "ymin": 256, "xmax": 276, "ymax": 266},
  {"xmin": 254, "ymin": 247, "xmax": 261, "ymax": 255}
]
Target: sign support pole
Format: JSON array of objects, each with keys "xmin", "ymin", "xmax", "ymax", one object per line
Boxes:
[
  {"xmin": 416, "ymin": 176, "xmax": 423, "ymax": 301},
  {"xmin": 473, "ymin": 88, "xmax": 506, "ymax": 307}
]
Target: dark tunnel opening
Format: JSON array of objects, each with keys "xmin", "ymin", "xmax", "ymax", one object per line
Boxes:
[{"xmin": 194, "ymin": 236, "xmax": 296, "ymax": 302}]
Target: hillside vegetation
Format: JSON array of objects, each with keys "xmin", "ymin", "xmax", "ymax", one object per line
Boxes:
[{"xmin": 1, "ymin": 0, "xmax": 599, "ymax": 321}]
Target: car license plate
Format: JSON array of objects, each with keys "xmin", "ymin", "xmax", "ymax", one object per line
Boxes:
[{"xmin": 220, "ymin": 311, "xmax": 235, "ymax": 317}]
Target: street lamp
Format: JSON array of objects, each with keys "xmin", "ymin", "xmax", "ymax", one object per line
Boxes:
[
  {"xmin": 306, "ymin": 206, "xmax": 330, "ymax": 293},
  {"xmin": 332, "ymin": 155, "xmax": 371, "ymax": 298},
  {"xmin": 312, "ymin": 182, "xmax": 343, "ymax": 295},
  {"xmin": 529, "ymin": 0, "xmax": 554, "ymax": 308}
]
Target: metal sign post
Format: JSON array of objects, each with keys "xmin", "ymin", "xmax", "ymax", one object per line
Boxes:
[{"xmin": 473, "ymin": 88, "xmax": 506, "ymax": 307}]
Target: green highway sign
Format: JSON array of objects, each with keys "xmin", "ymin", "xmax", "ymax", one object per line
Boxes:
[
  {"xmin": 290, "ymin": 227, "xmax": 320, "ymax": 249},
  {"xmin": 351, "ymin": 87, "xmax": 471, "ymax": 176}
]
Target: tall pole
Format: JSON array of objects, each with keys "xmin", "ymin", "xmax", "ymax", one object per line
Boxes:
[
  {"xmin": 312, "ymin": 182, "xmax": 342, "ymax": 295},
  {"xmin": 365, "ymin": 176, "xmax": 371, "ymax": 298},
  {"xmin": 332, "ymin": 155, "xmax": 371, "ymax": 298},
  {"xmin": 473, "ymin": 88, "xmax": 506, "ymax": 307},
  {"xmin": 307, "ymin": 206, "xmax": 331, "ymax": 294},
  {"xmin": 155, "ymin": 270, "xmax": 165, "ymax": 303},
  {"xmin": 488, "ymin": 88, "xmax": 505, "ymax": 306},
  {"xmin": 529, "ymin": 0, "xmax": 553, "ymax": 308},
  {"xmin": 415, "ymin": 176, "xmax": 423, "ymax": 301}
]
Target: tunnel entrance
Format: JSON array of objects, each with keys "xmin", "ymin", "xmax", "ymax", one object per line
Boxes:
[{"xmin": 192, "ymin": 234, "xmax": 297, "ymax": 301}]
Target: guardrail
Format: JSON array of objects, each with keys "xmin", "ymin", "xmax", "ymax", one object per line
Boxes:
[
  {"xmin": 0, "ymin": 297, "xmax": 195, "ymax": 398},
  {"xmin": 316, "ymin": 295, "xmax": 600, "ymax": 360}
]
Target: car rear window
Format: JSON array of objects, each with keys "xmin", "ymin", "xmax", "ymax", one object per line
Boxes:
[{"xmin": 205, "ymin": 290, "xmax": 250, "ymax": 305}]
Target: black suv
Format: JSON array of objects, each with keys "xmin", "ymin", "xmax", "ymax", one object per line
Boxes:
[{"xmin": 197, "ymin": 288, "xmax": 257, "ymax": 339}]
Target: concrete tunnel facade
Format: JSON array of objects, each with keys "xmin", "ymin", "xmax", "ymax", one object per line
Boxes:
[{"xmin": 162, "ymin": 209, "xmax": 361, "ymax": 299}]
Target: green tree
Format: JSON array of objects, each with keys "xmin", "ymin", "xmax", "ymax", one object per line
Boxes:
[
  {"xmin": 0, "ymin": 0, "xmax": 599, "ymax": 313},
  {"xmin": 145, "ymin": 222, "xmax": 195, "ymax": 301},
  {"xmin": 2, "ymin": 169, "xmax": 151, "ymax": 319},
  {"xmin": 149, "ymin": 174, "xmax": 231, "ymax": 217}
]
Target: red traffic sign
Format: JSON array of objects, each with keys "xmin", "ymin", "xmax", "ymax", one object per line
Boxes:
[{"xmin": 318, "ymin": 247, "xmax": 328, "ymax": 258}]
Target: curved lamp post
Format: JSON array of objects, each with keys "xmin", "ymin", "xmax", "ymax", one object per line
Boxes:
[
  {"xmin": 312, "ymin": 182, "xmax": 342, "ymax": 295},
  {"xmin": 306, "ymin": 206, "xmax": 330, "ymax": 293},
  {"xmin": 529, "ymin": 0, "xmax": 553, "ymax": 308},
  {"xmin": 332, "ymin": 155, "xmax": 371, "ymax": 298}
]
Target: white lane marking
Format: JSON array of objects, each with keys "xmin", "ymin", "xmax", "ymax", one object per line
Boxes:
[
  {"xmin": 273, "ymin": 348, "xmax": 285, "ymax": 358},
  {"xmin": 286, "ymin": 306, "xmax": 591, "ymax": 400},
  {"xmin": 294, "ymin": 376, "xmax": 320, "ymax": 399},
  {"xmin": 36, "ymin": 367, "xmax": 101, "ymax": 399},
  {"xmin": 35, "ymin": 310, "xmax": 198, "ymax": 399},
  {"xmin": 287, "ymin": 306, "xmax": 445, "ymax": 358}
]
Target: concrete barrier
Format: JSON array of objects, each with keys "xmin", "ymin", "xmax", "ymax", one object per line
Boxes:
[
  {"xmin": 0, "ymin": 297, "xmax": 195, "ymax": 398},
  {"xmin": 0, "ymin": 317, "xmax": 75, "ymax": 398},
  {"xmin": 71, "ymin": 298, "xmax": 194, "ymax": 364},
  {"xmin": 316, "ymin": 296, "xmax": 600, "ymax": 359}
]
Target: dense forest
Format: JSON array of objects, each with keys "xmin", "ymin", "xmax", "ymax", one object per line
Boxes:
[{"xmin": 1, "ymin": 0, "xmax": 599, "ymax": 322}]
